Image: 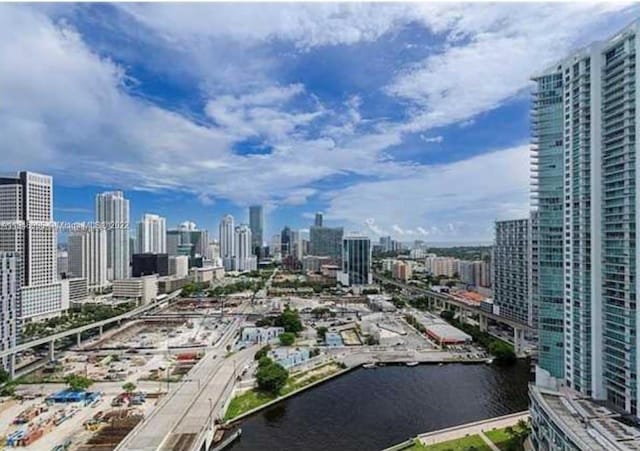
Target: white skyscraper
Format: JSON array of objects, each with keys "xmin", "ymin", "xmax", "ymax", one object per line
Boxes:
[
  {"xmin": 95, "ymin": 191, "xmax": 130, "ymax": 280},
  {"xmin": 0, "ymin": 172, "xmax": 62, "ymax": 320},
  {"xmin": 68, "ymin": 227, "xmax": 109, "ymax": 291},
  {"xmin": 234, "ymin": 224, "xmax": 256, "ymax": 272},
  {"xmin": 137, "ymin": 213, "xmax": 166, "ymax": 254},
  {"xmin": 219, "ymin": 215, "xmax": 235, "ymax": 271}
]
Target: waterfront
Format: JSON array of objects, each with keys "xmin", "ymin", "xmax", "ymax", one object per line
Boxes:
[{"xmin": 228, "ymin": 361, "xmax": 531, "ymax": 451}]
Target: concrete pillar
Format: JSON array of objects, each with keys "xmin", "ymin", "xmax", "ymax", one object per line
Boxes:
[
  {"xmin": 48, "ymin": 341, "xmax": 55, "ymax": 362},
  {"xmin": 513, "ymin": 327, "xmax": 524, "ymax": 357},
  {"xmin": 77, "ymin": 332, "xmax": 82, "ymax": 347},
  {"xmin": 99, "ymin": 325, "xmax": 104, "ymax": 336},
  {"xmin": 9, "ymin": 354, "xmax": 15, "ymax": 380},
  {"xmin": 479, "ymin": 315, "xmax": 488, "ymax": 332}
]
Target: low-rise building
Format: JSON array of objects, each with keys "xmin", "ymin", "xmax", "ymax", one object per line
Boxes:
[
  {"xmin": 190, "ymin": 265, "xmax": 224, "ymax": 284},
  {"xmin": 325, "ymin": 331, "xmax": 343, "ymax": 347},
  {"xmin": 367, "ymin": 294, "xmax": 396, "ymax": 312},
  {"xmin": 61, "ymin": 277, "xmax": 88, "ymax": 305},
  {"xmin": 269, "ymin": 347, "xmax": 311, "ymax": 368},
  {"xmin": 112, "ymin": 275, "xmax": 158, "ymax": 305},
  {"xmin": 302, "ymin": 256, "xmax": 333, "ymax": 273},
  {"xmin": 241, "ymin": 326, "xmax": 284, "ymax": 344},
  {"xmin": 157, "ymin": 275, "xmax": 190, "ymax": 294}
]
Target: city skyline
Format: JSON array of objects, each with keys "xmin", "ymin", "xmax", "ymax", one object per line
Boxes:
[{"xmin": 3, "ymin": 4, "xmax": 640, "ymax": 242}]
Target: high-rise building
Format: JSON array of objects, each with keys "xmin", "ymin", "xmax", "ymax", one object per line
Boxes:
[
  {"xmin": 531, "ymin": 59, "xmax": 565, "ymax": 381},
  {"xmin": 234, "ymin": 224, "xmax": 256, "ymax": 271},
  {"xmin": 169, "ymin": 255, "xmax": 189, "ymax": 278},
  {"xmin": 56, "ymin": 250, "xmax": 68, "ymax": 278},
  {"xmin": 166, "ymin": 230, "xmax": 180, "ymax": 256},
  {"xmin": 281, "ymin": 226, "xmax": 292, "ymax": 257},
  {"xmin": 249, "ymin": 205, "xmax": 264, "ymax": 258},
  {"xmin": 529, "ymin": 22, "xmax": 640, "ymax": 449},
  {"xmin": 219, "ymin": 215, "xmax": 235, "ymax": 271},
  {"xmin": 310, "ymin": 225, "xmax": 343, "ymax": 262},
  {"xmin": 0, "ymin": 172, "xmax": 62, "ymax": 320},
  {"xmin": 95, "ymin": 191, "xmax": 130, "ymax": 281},
  {"xmin": 338, "ymin": 234, "xmax": 372, "ymax": 286},
  {"xmin": 315, "ymin": 212, "xmax": 323, "ymax": 227},
  {"xmin": 68, "ymin": 227, "xmax": 109, "ymax": 291},
  {"xmin": 0, "ymin": 252, "xmax": 20, "ymax": 375},
  {"xmin": 137, "ymin": 214, "xmax": 166, "ymax": 254},
  {"xmin": 493, "ymin": 219, "xmax": 531, "ymax": 325},
  {"xmin": 132, "ymin": 253, "xmax": 169, "ymax": 277}
]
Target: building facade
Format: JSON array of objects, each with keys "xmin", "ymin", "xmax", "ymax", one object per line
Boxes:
[
  {"xmin": 131, "ymin": 253, "xmax": 169, "ymax": 277},
  {"xmin": 219, "ymin": 215, "xmax": 235, "ymax": 271},
  {"xmin": 249, "ymin": 205, "xmax": 264, "ymax": 258},
  {"xmin": 137, "ymin": 214, "xmax": 166, "ymax": 254},
  {"xmin": 530, "ymin": 21, "xmax": 640, "ymax": 444},
  {"xmin": 338, "ymin": 234, "xmax": 372, "ymax": 286},
  {"xmin": 68, "ymin": 226, "xmax": 109, "ymax": 291},
  {"xmin": 234, "ymin": 224, "xmax": 257, "ymax": 272},
  {"xmin": 0, "ymin": 252, "xmax": 20, "ymax": 373},
  {"xmin": 0, "ymin": 172, "xmax": 62, "ymax": 320},
  {"xmin": 493, "ymin": 218, "xmax": 531, "ymax": 325},
  {"xmin": 95, "ymin": 191, "xmax": 130, "ymax": 281}
]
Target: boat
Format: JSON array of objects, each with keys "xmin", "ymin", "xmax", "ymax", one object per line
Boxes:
[
  {"xmin": 405, "ymin": 362, "xmax": 419, "ymax": 367},
  {"xmin": 362, "ymin": 363, "xmax": 376, "ymax": 369},
  {"xmin": 486, "ymin": 358, "xmax": 494, "ymax": 364}
]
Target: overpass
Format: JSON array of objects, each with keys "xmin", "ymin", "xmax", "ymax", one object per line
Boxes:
[
  {"xmin": 374, "ymin": 274, "xmax": 534, "ymax": 355},
  {"xmin": 116, "ymin": 318, "xmax": 254, "ymax": 451},
  {"xmin": 2, "ymin": 289, "xmax": 182, "ymax": 377}
]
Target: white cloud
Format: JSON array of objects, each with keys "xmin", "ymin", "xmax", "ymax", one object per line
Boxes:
[
  {"xmin": 420, "ymin": 135, "xmax": 444, "ymax": 144},
  {"xmin": 387, "ymin": 3, "xmax": 636, "ymax": 131},
  {"xmin": 325, "ymin": 145, "xmax": 530, "ymax": 241}
]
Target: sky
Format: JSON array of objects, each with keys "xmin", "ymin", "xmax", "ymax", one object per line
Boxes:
[{"xmin": 2, "ymin": 3, "xmax": 639, "ymax": 243}]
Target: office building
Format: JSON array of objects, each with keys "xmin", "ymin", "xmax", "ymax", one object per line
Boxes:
[
  {"xmin": 166, "ymin": 230, "xmax": 181, "ymax": 256},
  {"xmin": 529, "ymin": 22, "xmax": 640, "ymax": 449},
  {"xmin": 234, "ymin": 224, "xmax": 257, "ymax": 271},
  {"xmin": 137, "ymin": 214, "xmax": 166, "ymax": 254},
  {"xmin": 493, "ymin": 218, "xmax": 531, "ymax": 325},
  {"xmin": 131, "ymin": 253, "xmax": 169, "ymax": 277},
  {"xmin": 310, "ymin": 223, "xmax": 343, "ymax": 262},
  {"xmin": 338, "ymin": 234, "xmax": 372, "ymax": 286},
  {"xmin": 61, "ymin": 277, "xmax": 88, "ymax": 304},
  {"xmin": 0, "ymin": 252, "xmax": 20, "ymax": 373},
  {"xmin": 68, "ymin": 227, "xmax": 109, "ymax": 292},
  {"xmin": 95, "ymin": 191, "xmax": 130, "ymax": 281},
  {"xmin": 281, "ymin": 226, "xmax": 292, "ymax": 257},
  {"xmin": 169, "ymin": 255, "xmax": 189, "ymax": 278},
  {"xmin": 219, "ymin": 215, "xmax": 235, "ymax": 271},
  {"xmin": 0, "ymin": 172, "xmax": 62, "ymax": 319},
  {"xmin": 57, "ymin": 250, "xmax": 68, "ymax": 278},
  {"xmin": 112, "ymin": 275, "xmax": 158, "ymax": 305},
  {"xmin": 249, "ymin": 205, "xmax": 264, "ymax": 257},
  {"xmin": 315, "ymin": 212, "xmax": 323, "ymax": 227}
]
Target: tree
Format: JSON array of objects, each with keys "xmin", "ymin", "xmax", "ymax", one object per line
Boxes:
[
  {"xmin": 65, "ymin": 374, "xmax": 94, "ymax": 391},
  {"xmin": 275, "ymin": 307, "xmax": 303, "ymax": 334},
  {"xmin": 122, "ymin": 382, "xmax": 137, "ymax": 393},
  {"xmin": 254, "ymin": 344, "xmax": 271, "ymax": 361},
  {"xmin": 0, "ymin": 368, "xmax": 10, "ymax": 384},
  {"xmin": 279, "ymin": 332, "xmax": 296, "ymax": 346},
  {"xmin": 489, "ymin": 341, "xmax": 516, "ymax": 365},
  {"xmin": 256, "ymin": 358, "xmax": 289, "ymax": 394},
  {"xmin": 440, "ymin": 310, "xmax": 455, "ymax": 322},
  {"xmin": 316, "ymin": 326, "xmax": 328, "ymax": 341}
]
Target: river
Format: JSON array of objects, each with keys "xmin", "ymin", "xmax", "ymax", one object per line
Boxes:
[{"xmin": 227, "ymin": 360, "xmax": 531, "ymax": 451}]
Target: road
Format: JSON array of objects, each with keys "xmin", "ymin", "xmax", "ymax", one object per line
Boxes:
[{"xmin": 116, "ymin": 317, "xmax": 246, "ymax": 451}]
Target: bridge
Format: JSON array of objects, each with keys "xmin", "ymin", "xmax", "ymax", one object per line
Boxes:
[
  {"xmin": 2, "ymin": 289, "xmax": 182, "ymax": 377},
  {"xmin": 116, "ymin": 318, "xmax": 255, "ymax": 451},
  {"xmin": 374, "ymin": 274, "xmax": 534, "ymax": 355}
]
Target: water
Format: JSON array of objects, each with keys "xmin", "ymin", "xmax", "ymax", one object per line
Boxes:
[{"xmin": 227, "ymin": 361, "xmax": 531, "ymax": 451}]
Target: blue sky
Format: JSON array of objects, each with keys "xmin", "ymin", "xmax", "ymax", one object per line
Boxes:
[{"xmin": 2, "ymin": 3, "xmax": 638, "ymax": 243}]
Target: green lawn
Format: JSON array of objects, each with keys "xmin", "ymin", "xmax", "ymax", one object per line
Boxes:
[
  {"xmin": 422, "ymin": 434, "xmax": 492, "ymax": 451},
  {"xmin": 484, "ymin": 426, "xmax": 527, "ymax": 450},
  {"xmin": 224, "ymin": 389, "xmax": 277, "ymax": 420},
  {"xmin": 224, "ymin": 362, "xmax": 342, "ymax": 420}
]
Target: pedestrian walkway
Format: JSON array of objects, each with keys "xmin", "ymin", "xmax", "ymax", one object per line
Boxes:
[{"xmin": 417, "ymin": 411, "xmax": 529, "ymax": 448}]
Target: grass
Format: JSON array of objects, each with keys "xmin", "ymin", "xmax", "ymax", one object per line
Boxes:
[
  {"xmin": 484, "ymin": 426, "xmax": 527, "ymax": 450},
  {"xmin": 422, "ymin": 434, "xmax": 492, "ymax": 451},
  {"xmin": 224, "ymin": 362, "xmax": 343, "ymax": 420}
]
